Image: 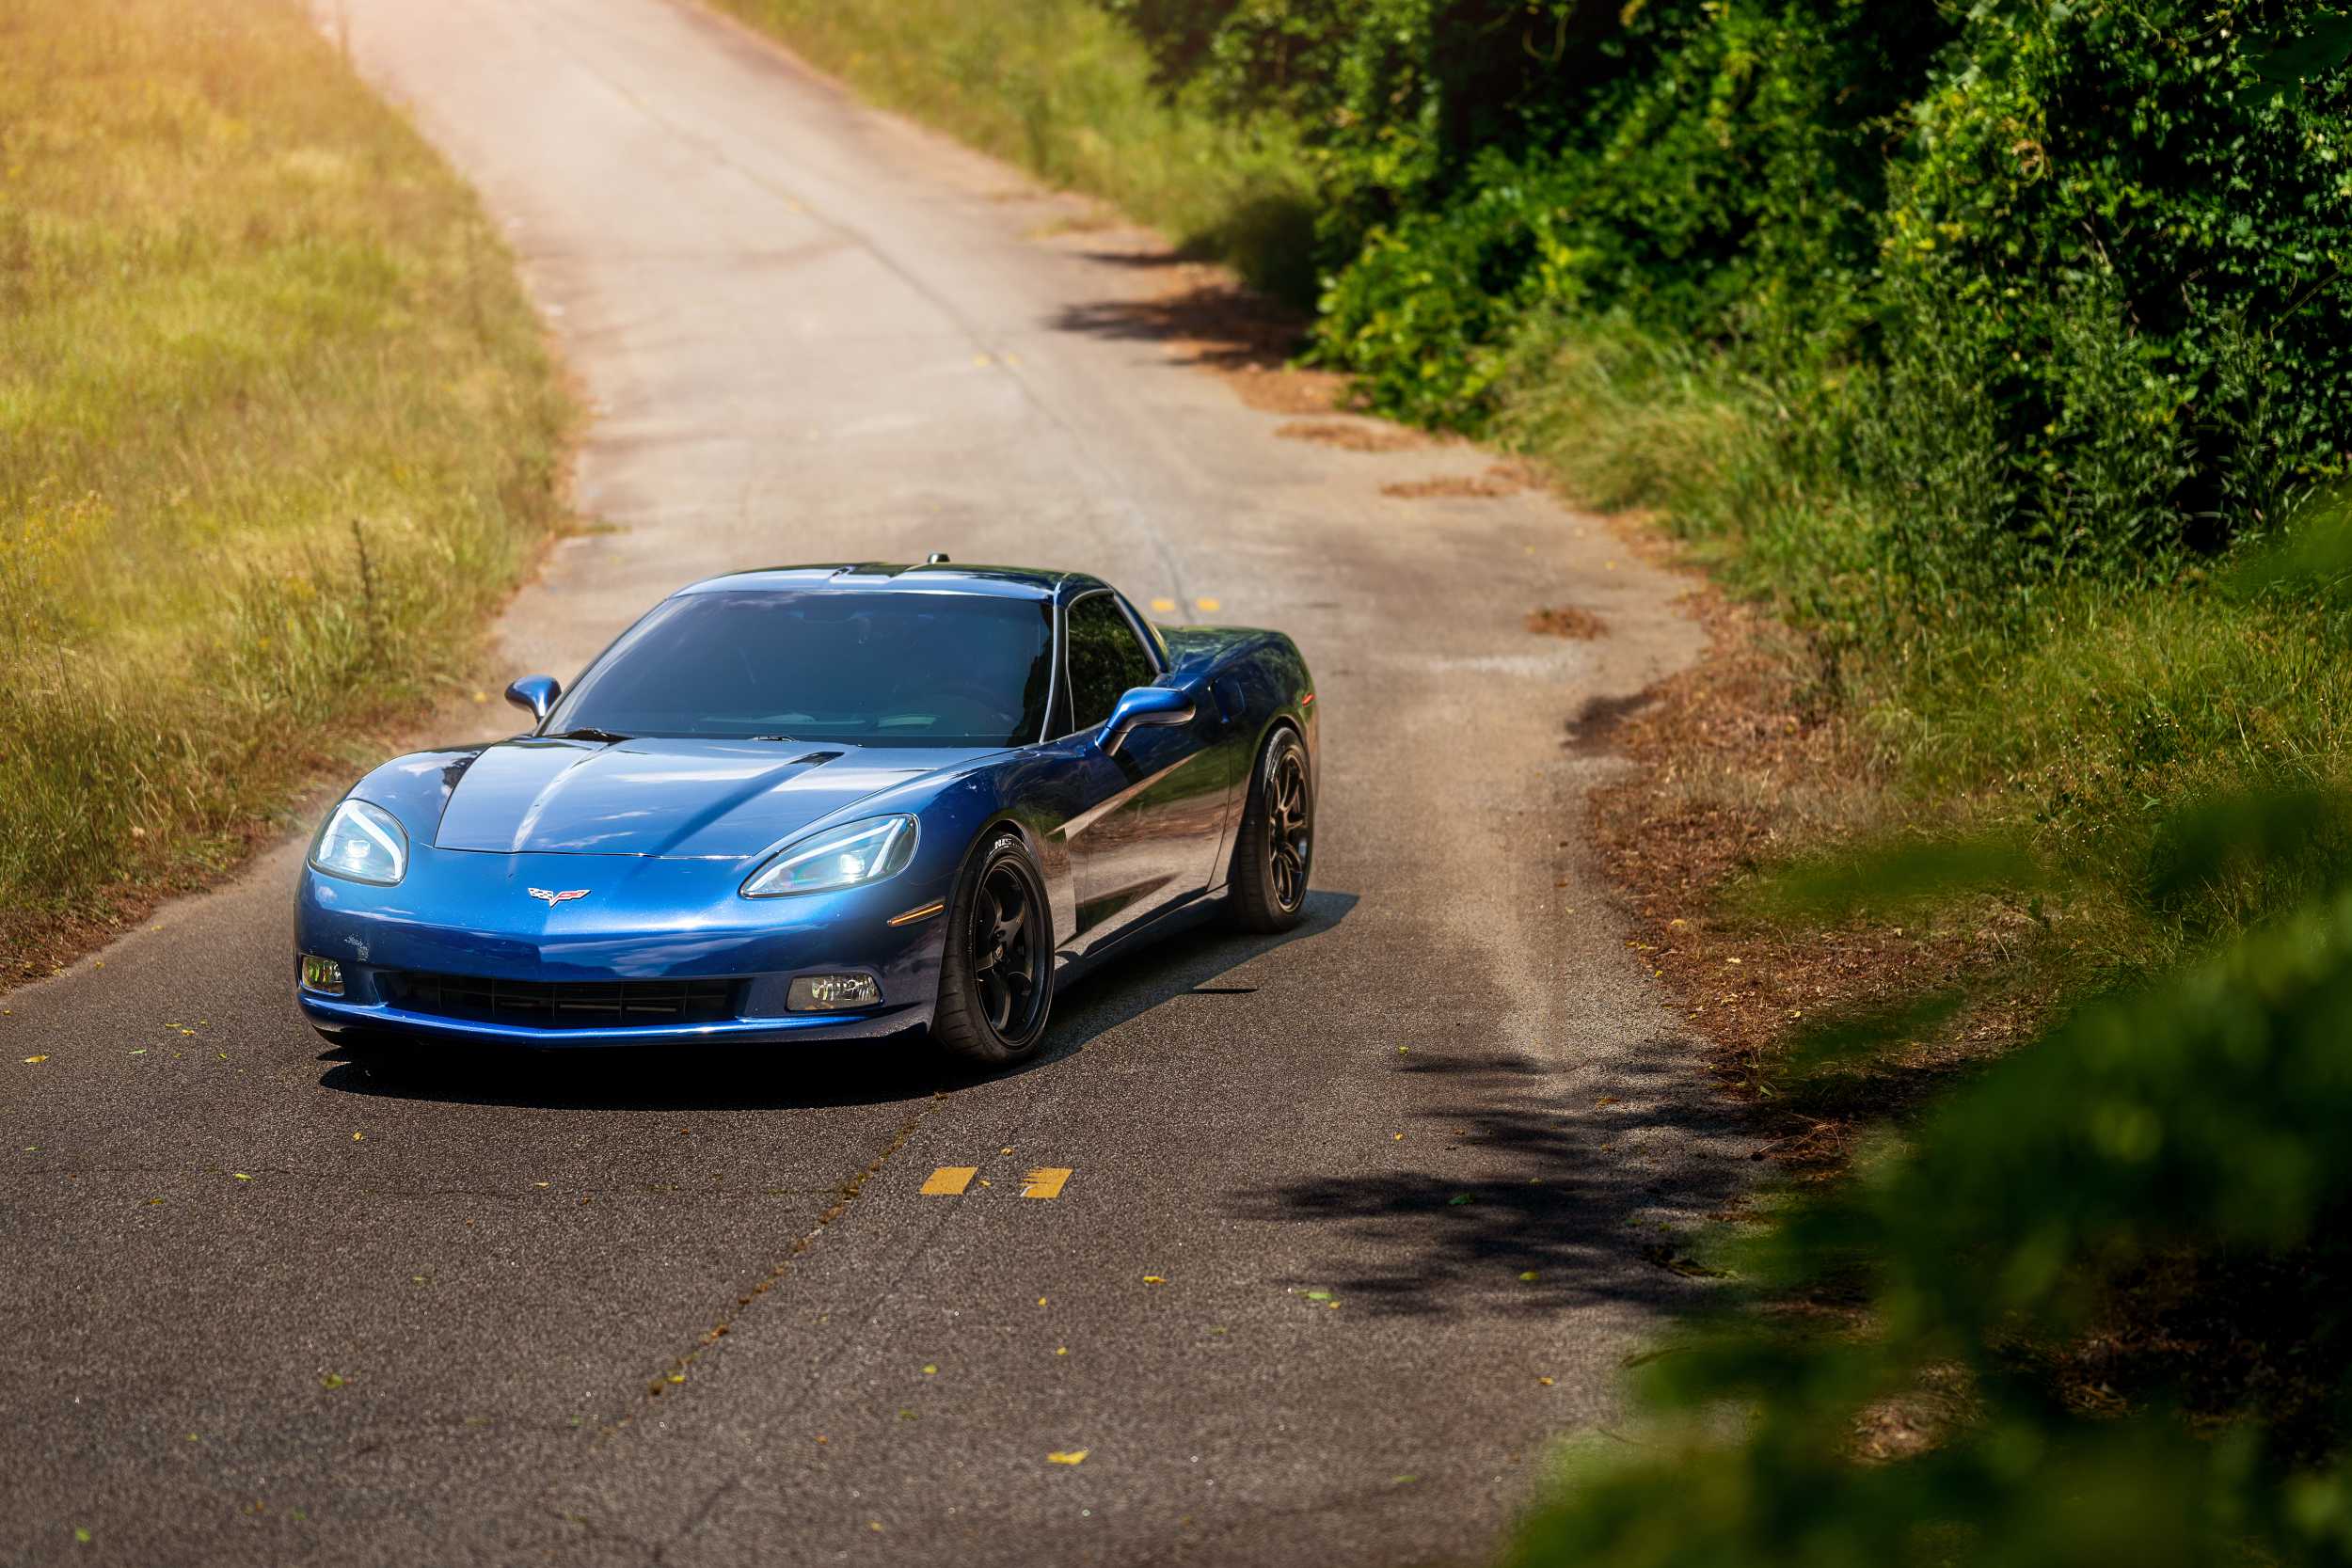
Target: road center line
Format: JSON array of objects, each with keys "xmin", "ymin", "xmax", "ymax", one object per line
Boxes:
[
  {"xmin": 1021, "ymin": 1167, "xmax": 1073, "ymax": 1199},
  {"xmin": 920, "ymin": 1165, "xmax": 978, "ymax": 1196}
]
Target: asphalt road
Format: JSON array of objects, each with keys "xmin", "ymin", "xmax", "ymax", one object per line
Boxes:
[{"xmin": 0, "ymin": 2, "xmax": 1747, "ymax": 1561}]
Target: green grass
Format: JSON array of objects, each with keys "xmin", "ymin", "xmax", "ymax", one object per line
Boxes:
[
  {"xmin": 709, "ymin": 0, "xmax": 1322, "ymax": 300},
  {"xmin": 0, "ymin": 0, "xmax": 568, "ymax": 958},
  {"xmin": 1491, "ymin": 308, "xmax": 2352, "ymax": 979}
]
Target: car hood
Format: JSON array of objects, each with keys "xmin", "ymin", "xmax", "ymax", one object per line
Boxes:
[{"xmin": 431, "ymin": 737, "xmax": 997, "ymax": 859}]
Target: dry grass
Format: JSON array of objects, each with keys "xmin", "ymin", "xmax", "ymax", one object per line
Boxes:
[
  {"xmin": 1523, "ymin": 605, "xmax": 1606, "ymax": 640},
  {"xmin": 1275, "ymin": 419, "xmax": 1438, "ymax": 453},
  {"xmin": 0, "ymin": 0, "xmax": 569, "ymax": 978},
  {"xmin": 1380, "ymin": 465, "xmax": 1532, "ymax": 500}
]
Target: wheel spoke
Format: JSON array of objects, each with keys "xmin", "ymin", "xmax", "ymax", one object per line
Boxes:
[
  {"xmin": 1271, "ymin": 842, "xmax": 1303, "ymax": 906},
  {"xmin": 968, "ymin": 863, "xmax": 1047, "ymax": 1041}
]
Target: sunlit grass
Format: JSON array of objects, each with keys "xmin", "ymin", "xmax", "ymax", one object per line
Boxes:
[
  {"xmin": 711, "ymin": 0, "xmax": 1323, "ymax": 299},
  {"xmin": 0, "ymin": 0, "xmax": 568, "ymax": 947},
  {"xmin": 1493, "ymin": 309, "xmax": 2352, "ymax": 974}
]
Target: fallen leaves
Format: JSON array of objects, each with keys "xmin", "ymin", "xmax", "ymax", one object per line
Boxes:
[
  {"xmin": 320, "ymin": 1373, "xmax": 346, "ymax": 1390},
  {"xmin": 1141, "ymin": 1275, "xmax": 1166, "ymax": 1285},
  {"xmin": 1046, "ymin": 1449, "xmax": 1089, "ymax": 1465},
  {"xmin": 22, "ymin": 1055, "xmax": 47, "ymax": 1065},
  {"xmin": 1526, "ymin": 605, "xmax": 1607, "ymax": 641}
]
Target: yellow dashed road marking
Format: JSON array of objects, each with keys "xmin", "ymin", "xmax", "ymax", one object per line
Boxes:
[
  {"xmin": 1022, "ymin": 1167, "xmax": 1073, "ymax": 1199},
  {"xmin": 920, "ymin": 1166, "xmax": 977, "ymax": 1196},
  {"xmin": 1149, "ymin": 596, "xmax": 1176, "ymax": 613},
  {"xmin": 1194, "ymin": 596, "xmax": 1220, "ymax": 613}
]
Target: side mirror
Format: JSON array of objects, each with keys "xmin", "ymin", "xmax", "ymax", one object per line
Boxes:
[
  {"xmin": 1100, "ymin": 685, "xmax": 1194, "ymax": 757},
  {"xmin": 504, "ymin": 674, "xmax": 562, "ymax": 725}
]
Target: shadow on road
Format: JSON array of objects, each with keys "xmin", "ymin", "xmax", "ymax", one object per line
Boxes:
[
  {"xmin": 1046, "ymin": 245, "xmax": 1309, "ymax": 372},
  {"xmin": 315, "ymin": 889, "xmax": 1358, "ymax": 1112},
  {"xmin": 1226, "ymin": 1027, "xmax": 1754, "ymax": 1320}
]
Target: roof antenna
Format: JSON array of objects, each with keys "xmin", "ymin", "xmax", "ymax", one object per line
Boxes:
[{"xmin": 925, "ymin": 552, "xmax": 950, "ymax": 564}]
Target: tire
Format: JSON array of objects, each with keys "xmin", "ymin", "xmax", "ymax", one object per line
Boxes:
[
  {"xmin": 931, "ymin": 831, "xmax": 1056, "ymax": 1066},
  {"xmin": 1228, "ymin": 727, "xmax": 1312, "ymax": 933}
]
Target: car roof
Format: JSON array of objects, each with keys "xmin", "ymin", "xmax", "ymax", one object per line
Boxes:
[{"xmin": 675, "ymin": 562, "xmax": 1094, "ymax": 601}]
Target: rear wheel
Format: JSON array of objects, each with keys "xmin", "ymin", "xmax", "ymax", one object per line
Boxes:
[
  {"xmin": 1228, "ymin": 728, "xmax": 1312, "ymax": 933},
  {"xmin": 932, "ymin": 832, "xmax": 1055, "ymax": 1066}
]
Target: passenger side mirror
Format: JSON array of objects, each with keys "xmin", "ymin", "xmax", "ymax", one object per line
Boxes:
[
  {"xmin": 504, "ymin": 674, "xmax": 562, "ymax": 725},
  {"xmin": 1100, "ymin": 685, "xmax": 1194, "ymax": 757}
]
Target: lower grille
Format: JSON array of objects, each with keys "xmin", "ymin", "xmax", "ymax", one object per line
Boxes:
[{"xmin": 380, "ymin": 971, "xmax": 740, "ymax": 1030}]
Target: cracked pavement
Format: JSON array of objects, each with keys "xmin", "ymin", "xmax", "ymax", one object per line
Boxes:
[{"xmin": 0, "ymin": 0, "xmax": 1752, "ymax": 1561}]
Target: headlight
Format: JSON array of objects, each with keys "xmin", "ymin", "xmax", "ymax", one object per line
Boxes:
[
  {"xmin": 742, "ymin": 816, "xmax": 917, "ymax": 898},
  {"xmin": 310, "ymin": 798, "xmax": 409, "ymax": 885}
]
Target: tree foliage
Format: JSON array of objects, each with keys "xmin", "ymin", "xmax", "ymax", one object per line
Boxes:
[{"xmin": 1110, "ymin": 1, "xmax": 2352, "ymax": 605}]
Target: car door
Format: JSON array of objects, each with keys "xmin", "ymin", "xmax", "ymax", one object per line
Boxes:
[{"xmin": 1054, "ymin": 591, "xmax": 1229, "ymax": 953}]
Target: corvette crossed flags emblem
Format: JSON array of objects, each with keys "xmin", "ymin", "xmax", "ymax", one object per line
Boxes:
[{"xmin": 527, "ymin": 887, "xmax": 590, "ymax": 906}]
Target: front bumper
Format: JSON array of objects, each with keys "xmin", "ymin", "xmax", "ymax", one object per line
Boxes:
[{"xmin": 294, "ymin": 846, "xmax": 952, "ymax": 1050}]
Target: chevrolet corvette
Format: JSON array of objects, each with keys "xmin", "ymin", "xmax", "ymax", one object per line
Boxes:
[{"xmin": 294, "ymin": 561, "xmax": 1316, "ymax": 1065}]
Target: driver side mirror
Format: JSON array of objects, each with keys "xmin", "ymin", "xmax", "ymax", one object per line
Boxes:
[
  {"xmin": 1100, "ymin": 685, "xmax": 1194, "ymax": 757},
  {"xmin": 504, "ymin": 674, "xmax": 562, "ymax": 725}
]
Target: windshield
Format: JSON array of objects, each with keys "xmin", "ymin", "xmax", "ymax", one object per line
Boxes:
[{"xmin": 545, "ymin": 589, "xmax": 1055, "ymax": 747}]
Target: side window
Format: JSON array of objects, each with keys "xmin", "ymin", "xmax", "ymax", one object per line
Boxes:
[{"xmin": 1062, "ymin": 594, "xmax": 1156, "ymax": 735}]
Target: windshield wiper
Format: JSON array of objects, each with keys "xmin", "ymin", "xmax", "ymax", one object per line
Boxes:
[
  {"xmin": 544, "ymin": 727, "xmax": 632, "ymax": 744},
  {"xmin": 741, "ymin": 734, "xmax": 798, "ymax": 742}
]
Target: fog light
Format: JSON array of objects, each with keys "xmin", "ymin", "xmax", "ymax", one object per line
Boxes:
[
  {"xmin": 300, "ymin": 955, "xmax": 345, "ymax": 996},
  {"xmin": 787, "ymin": 973, "xmax": 880, "ymax": 1011}
]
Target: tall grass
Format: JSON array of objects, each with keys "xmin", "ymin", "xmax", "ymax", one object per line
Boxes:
[
  {"xmin": 1492, "ymin": 309, "xmax": 2352, "ymax": 975},
  {"xmin": 709, "ymin": 0, "xmax": 1322, "ymax": 299},
  {"xmin": 0, "ymin": 0, "xmax": 568, "ymax": 951}
]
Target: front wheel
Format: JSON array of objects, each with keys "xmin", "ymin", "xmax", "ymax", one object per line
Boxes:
[
  {"xmin": 1228, "ymin": 728, "xmax": 1312, "ymax": 933},
  {"xmin": 931, "ymin": 831, "xmax": 1056, "ymax": 1066}
]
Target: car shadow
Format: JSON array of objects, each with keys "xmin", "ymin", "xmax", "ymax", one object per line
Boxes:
[{"xmin": 315, "ymin": 889, "xmax": 1357, "ymax": 1111}]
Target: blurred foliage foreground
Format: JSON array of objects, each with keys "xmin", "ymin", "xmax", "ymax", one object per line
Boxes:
[
  {"xmin": 0, "ymin": 0, "xmax": 566, "ymax": 952},
  {"xmin": 1498, "ymin": 507, "xmax": 2352, "ymax": 1567}
]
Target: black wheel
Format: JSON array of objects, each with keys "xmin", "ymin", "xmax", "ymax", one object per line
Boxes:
[
  {"xmin": 932, "ymin": 831, "xmax": 1055, "ymax": 1065},
  {"xmin": 1229, "ymin": 728, "xmax": 1312, "ymax": 932}
]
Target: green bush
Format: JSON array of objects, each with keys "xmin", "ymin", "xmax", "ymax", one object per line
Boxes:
[
  {"xmin": 1117, "ymin": 1, "xmax": 2352, "ymax": 608},
  {"xmin": 1511, "ymin": 781, "xmax": 2352, "ymax": 1566}
]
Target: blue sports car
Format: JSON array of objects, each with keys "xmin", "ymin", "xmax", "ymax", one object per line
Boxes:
[{"xmin": 294, "ymin": 561, "xmax": 1317, "ymax": 1066}]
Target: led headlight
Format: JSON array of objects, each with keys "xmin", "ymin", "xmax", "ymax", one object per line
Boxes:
[
  {"xmin": 741, "ymin": 816, "xmax": 917, "ymax": 898},
  {"xmin": 310, "ymin": 798, "xmax": 408, "ymax": 885}
]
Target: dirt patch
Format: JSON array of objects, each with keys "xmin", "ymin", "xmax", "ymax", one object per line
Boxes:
[
  {"xmin": 1380, "ymin": 463, "xmax": 1533, "ymax": 499},
  {"xmin": 1584, "ymin": 582, "xmax": 2045, "ymax": 1179},
  {"xmin": 1526, "ymin": 605, "xmax": 1606, "ymax": 641},
  {"xmin": 1275, "ymin": 419, "xmax": 1438, "ymax": 453}
]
